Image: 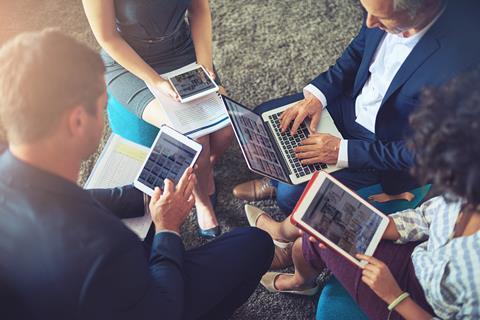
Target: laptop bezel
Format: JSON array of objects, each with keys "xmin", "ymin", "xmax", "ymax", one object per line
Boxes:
[{"xmin": 221, "ymin": 95, "xmax": 291, "ymax": 184}]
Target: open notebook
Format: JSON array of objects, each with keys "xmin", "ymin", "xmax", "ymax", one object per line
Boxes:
[{"xmin": 84, "ymin": 134, "xmax": 152, "ymax": 239}]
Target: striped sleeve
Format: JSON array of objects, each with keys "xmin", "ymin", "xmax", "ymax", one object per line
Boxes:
[
  {"xmin": 389, "ymin": 197, "xmax": 439, "ymax": 244},
  {"xmin": 438, "ymin": 236, "xmax": 480, "ymax": 319}
]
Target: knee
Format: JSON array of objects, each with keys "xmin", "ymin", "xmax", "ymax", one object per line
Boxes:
[
  {"xmin": 245, "ymin": 227, "xmax": 274, "ymax": 254},
  {"xmin": 292, "ymin": 237, "xmax": 305, "ymax": 260},
  {"xmin": 232, "ymin": 227, "xmax": 274, "ymax": 270}
]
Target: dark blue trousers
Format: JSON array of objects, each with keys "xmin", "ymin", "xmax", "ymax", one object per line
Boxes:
[
  {"xmin": 255, "ymin": 93, "xmax": 380, "ymax": 213},
  {"xmin": 145, "ymin": 227, "xmax": 274, "ymax": 320}
]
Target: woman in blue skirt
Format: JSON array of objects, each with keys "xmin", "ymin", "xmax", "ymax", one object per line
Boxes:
[{"xmin": 82, "ymin": 0, "xmax": 233, "ymax": 238}]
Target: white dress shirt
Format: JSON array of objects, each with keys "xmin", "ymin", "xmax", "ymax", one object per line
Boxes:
[{"xmin": 304, "ymin": 11, "xmax": 443, "ymax": 168}]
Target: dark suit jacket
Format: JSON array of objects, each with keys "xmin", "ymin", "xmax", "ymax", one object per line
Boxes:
[
  {"xmin": 309, "ymin": 0, "xmax": 480, "ymax": 193},
  {"xmin": 0, "ymin": 151, "xmax": 186, "ymax": 320}
]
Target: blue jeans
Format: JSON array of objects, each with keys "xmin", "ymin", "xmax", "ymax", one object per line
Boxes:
[{"xmin": 271, "ymin": 169, "xmax": 380, "ymax": 212}]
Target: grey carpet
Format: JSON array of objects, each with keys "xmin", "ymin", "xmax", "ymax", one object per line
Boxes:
[{"xmin": 1, "ymin": 1, "xmax": 362, "ymax": 318}]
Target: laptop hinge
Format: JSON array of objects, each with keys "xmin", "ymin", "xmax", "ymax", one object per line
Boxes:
[{"xmin": 263, "ymin": 121, "xmax": 292, "ymax": 177}]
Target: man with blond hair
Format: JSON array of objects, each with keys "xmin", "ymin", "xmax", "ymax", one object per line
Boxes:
[{"xmin": 0, "ymin": 30, "xmax": 273, "ymax": 320}]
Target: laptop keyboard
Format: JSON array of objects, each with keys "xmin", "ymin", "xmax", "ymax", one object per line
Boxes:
[{"xmin": 268, "ymin": 113, "xmax": 327, "ymax": 178}]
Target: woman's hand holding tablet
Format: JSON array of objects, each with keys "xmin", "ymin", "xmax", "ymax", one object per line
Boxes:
[{"xmin": 167, "ymin": 64, "xmax": 219, "ymax": 103}]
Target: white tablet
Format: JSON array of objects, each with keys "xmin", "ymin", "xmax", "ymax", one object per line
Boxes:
[
  {"xmin": 291, "ymin": 171, "xmax": 389, "ymax": 267},
  {"xmin": 168, "ymin": 64, "xmax": 219, "ymax": 103},
  {"xmin": 134, "ymin": 125, "xmax": 202, "ymax": 196}
]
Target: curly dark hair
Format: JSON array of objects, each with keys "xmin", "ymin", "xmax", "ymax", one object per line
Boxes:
[{"xmin": 409, "ymin": 66, "xmax": 480, "ymax": 209}]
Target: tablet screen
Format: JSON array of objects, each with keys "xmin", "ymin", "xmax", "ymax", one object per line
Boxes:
[
  {"xmin": 137, "ymin": 134, "xmax": 196, "ymax": 190},
  {"xmin": 169, "ymin": 67, "xmax": 216, "ymax": 99},
  {"xmin": 301, "ymin": 178, "xmax": 383, "ymax": 256}
]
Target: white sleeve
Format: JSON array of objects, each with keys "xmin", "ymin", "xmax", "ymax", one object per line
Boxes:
[
  {"xmin": 304, "ymin": 84, "xmax": 328, "ymax": 109},
  {"xmin": 336, "ymin": 139, "xmax": 349, "ymax": 168}
]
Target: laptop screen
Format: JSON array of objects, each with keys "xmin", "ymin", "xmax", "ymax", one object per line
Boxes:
[{"xmin": 222, "ymin": 96, "xmax": 289, "ymax": 183}]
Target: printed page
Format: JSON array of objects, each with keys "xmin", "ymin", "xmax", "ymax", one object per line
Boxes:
[
  {"xmin": 85, "ymin": 134, "xmax": 152, "ymax": 239},
  {"xmin": 156, "ymin": 92, "xmax": 230, "ymax": 138}
]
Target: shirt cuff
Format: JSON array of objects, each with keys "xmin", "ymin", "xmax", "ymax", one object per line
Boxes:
[
  {"xmin": 390, "ymin": 215, "xmax": 410, "ymax": 244},
  {"xmin": 304, "ymin": 84, "xmax": 328, "ymax": 108},
  {"xmin": 390, "ymin": 212, "xmax": 418, "ymax": 244},
  {"xmin": 336, "ymin": 139, "xmax": 349, "ymax": 168},
  {"xmin": 156, "ymin": 230, "xmax": 181, "ymax": 238}
]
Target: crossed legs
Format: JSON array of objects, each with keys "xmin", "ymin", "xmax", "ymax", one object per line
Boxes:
[{"xmin": 182, "ymin": 227, "xmax": 274, "ymax": 320}]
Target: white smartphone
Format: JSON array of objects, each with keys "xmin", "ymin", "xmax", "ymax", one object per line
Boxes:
[
  {"xmin": 290, "ymin": 171, "xmax": 389, "ymax": 268},
  {"xmin": 168, "ymin": 64, "xmax": 219, "ymax": 103},
  {"xmin": 133, "ymin": 125, "xmax": 202, "ymax": 196}
]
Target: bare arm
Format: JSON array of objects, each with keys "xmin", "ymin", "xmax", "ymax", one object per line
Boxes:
[
  {"xmin": 81, "ymin": 0, "xmax": 178, "ymax": 100},
  {"xmin": 188, "ymin": 0, "xmax": 214, "ymax": 75},
  {"xmin": 382, "ymin": 217, "xmax": 401, "ymax": 241},
  {"xmin": 357, "ymin": 254, "xmax": 433, "ymax": 320},
  {"xmin": 393, "ymin": 298, "xmax": 433, "ymax": 320}
]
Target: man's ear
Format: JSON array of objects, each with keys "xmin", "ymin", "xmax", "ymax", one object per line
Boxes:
[{"xmin": 66, "ymin": 105, "xmax": 88, "ymax": 137}]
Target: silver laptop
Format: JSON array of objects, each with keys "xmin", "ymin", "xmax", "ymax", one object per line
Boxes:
[{"xmin": 222, "ymin": 95, "xmax": 342, "ymax": 185}]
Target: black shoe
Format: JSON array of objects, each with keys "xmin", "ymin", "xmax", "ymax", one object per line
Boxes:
[{"xmin": 198, "ymin": 226, "xmax": 222, "ymax": 239}]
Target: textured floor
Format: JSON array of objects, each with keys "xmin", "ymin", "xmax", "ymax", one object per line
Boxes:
[{"xmin": 1, "ymin": 1, "xmax": 362, "ymax": 318}]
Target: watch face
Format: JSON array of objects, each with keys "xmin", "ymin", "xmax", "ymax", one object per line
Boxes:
[{"xmin": 169, "ymin": 67, "xmax": 216, "ymax": 99}]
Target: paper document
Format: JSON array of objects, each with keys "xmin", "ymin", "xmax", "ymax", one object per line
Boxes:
[
  {"xmin": 85, "ymin": 134, "xmax": 152, "ymax": 239},
  {"xmin": 147, "ymin": 63, "xmax": 230, "ymax": 139}
]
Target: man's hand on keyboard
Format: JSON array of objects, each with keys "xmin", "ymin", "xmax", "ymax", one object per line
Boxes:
[
  {"xmin": 279, "ymin": 92, "xmax": 323, "ymax": 135},
  {"xmin": 294, "ymin": 133, "xmax": 340, "ymax": 165}
]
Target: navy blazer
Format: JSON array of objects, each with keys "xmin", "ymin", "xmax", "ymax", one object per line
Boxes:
[
  {"xmin": 309, "ymin": 0, "xmax": 480, "ymax": 193},
  {"xmin": 0, "ymin": 151, "xmax": 187, "ymax": 320}
]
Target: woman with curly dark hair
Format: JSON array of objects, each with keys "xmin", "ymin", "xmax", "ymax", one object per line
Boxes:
[{"xmin": 260, "ymin": 66, "xmax": 480, "ymax": 319}]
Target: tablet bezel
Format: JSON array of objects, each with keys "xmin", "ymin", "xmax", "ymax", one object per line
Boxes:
[
  {"xmin": 133, "ymin": 125, "xmax": 202, "ymax": 196},
  {"xmin": 290, "ymin": 171, "xmax": 389, "ymax": 268},
  {"xmin": 168, "ymin": 64, "xmax": 219, "ymax": 103}
]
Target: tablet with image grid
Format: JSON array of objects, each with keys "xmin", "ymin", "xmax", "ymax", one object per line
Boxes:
[
  {"xmin": 168, "ymin": 64, "xmax": 219, "ymax": 103},
  {"xmin": 134, "ymin": 126, "xmax": 202, "ymax": 196},
  {"xmin": 291, "ymin": 171, "xmax": 389, "ymax": 267}
]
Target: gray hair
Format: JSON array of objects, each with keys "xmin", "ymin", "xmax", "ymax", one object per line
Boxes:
[{"xmin": 393, "ymin": 0, "xmax": 428, "ymax": 17}]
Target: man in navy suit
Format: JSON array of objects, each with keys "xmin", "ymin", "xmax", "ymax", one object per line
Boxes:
[
  {"xmin": 0, "ymin": 30, "xmax": 273, "ymax": 320},
  {"xmin": 232, "ymin": 0, "xmax": 480, "ymax": 270},
  {"xmin": 233, "ymin": 0, "xmax": 480, "ymax": 213}
]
